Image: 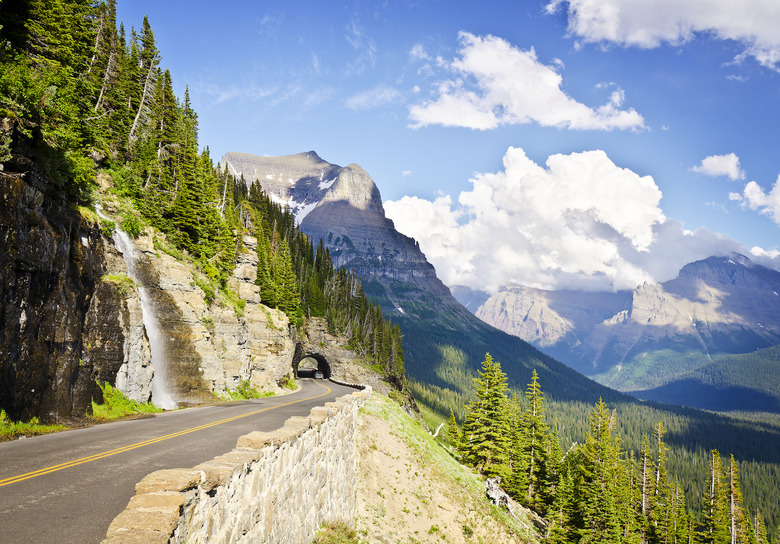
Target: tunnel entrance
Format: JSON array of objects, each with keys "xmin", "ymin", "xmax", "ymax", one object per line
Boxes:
[{"xmin": 294, "ymin": 355, "xmax": 331, "ymax": 379}]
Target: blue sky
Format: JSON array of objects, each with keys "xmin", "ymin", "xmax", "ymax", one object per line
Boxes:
[{"xmin": 117, "ymin": 0, "xmax": 780, "ymax": 292}]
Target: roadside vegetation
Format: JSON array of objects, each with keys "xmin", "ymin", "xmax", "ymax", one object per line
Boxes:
[
  {"xmin": 91, "ymin": 382, "xmax": 162, "ymax": 421},
  {"xmin": 311, "ymin": 522, "xmax": 361, "ymax": 544},
  {"xmin": 0, "ymin": 410, "xmax": 67, "ymax": 442},
  {"xmin": 213, "ymin": 379, "xmax": 276, "ymax": 401}
]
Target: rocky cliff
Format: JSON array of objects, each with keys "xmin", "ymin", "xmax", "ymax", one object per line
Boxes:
[
  {"xmin": 0, "ymin": 172, "xmax": 108, "ymax": 421},
  {"xmin": 471, "ymin": 255, "xmax": 780, "ymax": 392},
  {"xmin": 0, "ymin": 169, "xmax": 389, "ymax": 423}
]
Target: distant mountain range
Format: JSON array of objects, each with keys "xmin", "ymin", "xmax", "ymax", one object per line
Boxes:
[
  {"xmin": 454, "ymin": 254, "xmax": 780, "ymax": 411},
  {"xmin": 220, "ymin": 151, "xmax": 622, "ymax": 405}
]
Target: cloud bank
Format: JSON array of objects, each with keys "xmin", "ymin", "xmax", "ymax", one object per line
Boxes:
[
  {"xmin": 546, "ymin": 0, "xmax": 780, "ymax": 70},
  {"xmin": 385, "ymin": 147, "xmax": 776, "ymax": 293},
  {"xmin": 408, "ymin": 32, "xmax": 645, "ymax": 131}
]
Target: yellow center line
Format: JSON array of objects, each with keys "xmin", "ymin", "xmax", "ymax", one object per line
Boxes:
[{"xmin": 0, "ymin": 380, "xmax": 332, "ymax": 488}]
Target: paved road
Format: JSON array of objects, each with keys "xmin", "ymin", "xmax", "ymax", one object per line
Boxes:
[{"xmin": 0, "ymin": 379, "xmax": 357, "ymax": 544}]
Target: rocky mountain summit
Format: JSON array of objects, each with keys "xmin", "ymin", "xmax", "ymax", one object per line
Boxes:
[
  {"xmin": 466, "ymin": 254, "xmax": 780, "ymax": 395},
  {"xmin": 220, "ymin": 151, "xmax": 456, "ymax": 318}
]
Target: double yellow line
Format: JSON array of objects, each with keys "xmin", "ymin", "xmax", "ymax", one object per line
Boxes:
[{"xmin": 0, "ymin": 380, "xmax": 331, "ymax": 488}]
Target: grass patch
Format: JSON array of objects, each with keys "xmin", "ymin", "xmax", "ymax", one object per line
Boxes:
[
  {"xmin": 91, "ymin": 382, "xmax": 163, "ymax": 421},
  {"xmin": 214, "ymin": 379, "xmax": 275, "ymax": 401},
  {"xmin": 312, "ymin": 521, "xmax": 361, "ymax": 544},
  {"xmin": 0, "ymin": 410, "xmax": 67, "ymax": 441},
  {"xmin": 102, "ymin": 273, "xmax": 137, "ymax": 297}
]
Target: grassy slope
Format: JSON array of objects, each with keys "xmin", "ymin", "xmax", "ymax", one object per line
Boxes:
[{"xmin": 356, "ymin": 394, "xmax": 540, "ymax": 543}]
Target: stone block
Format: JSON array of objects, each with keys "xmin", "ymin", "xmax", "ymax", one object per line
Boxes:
[
  {"xmin": 236, "ymin": 430, "xmax": 275, "ymax": 450},
  {"xmin": 284, "ymin": 415, "xmax": 311, "ymax": 432},
  {"xmin": 309, "ymin": 406, "xmax": 329, "ymax": 426},
  {"xmin": 135, "ymin": 468, "xmax": 201, "ymax": 494},
  {"xmin": 127, "ymin": 492, "xmax": 185, "ymax": 511},
  {"xmin": 103, "ymin": 505, "xmax": 179, "ymax": 543}
]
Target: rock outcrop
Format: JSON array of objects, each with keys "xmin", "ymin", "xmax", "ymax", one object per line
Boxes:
[
  {"xmin": 0, "ymin": 173, "xmax": 108, "ymax": 421},
  {"xmin": 293, "ymin": 317, "xmax": 394, "ymax": 395}
]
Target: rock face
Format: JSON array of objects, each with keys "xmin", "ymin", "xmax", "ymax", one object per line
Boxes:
[
  {"xmin": 221, "ymin": 151, "xmax": 341, "ymax": 222},
  {"xmin": 97, "ymin": 222, "xmax": 298, "ymax": 405},
  {"xmin": 0, "ymin": 173, "xmax": 108, "ymax": 421},
  {"xmin": 293, "ymin": 317, "xmax": 394, "ymax": 395},
  {"xmin": 471, "ymin": 255, "xmax": 780, "ymax": 391}
]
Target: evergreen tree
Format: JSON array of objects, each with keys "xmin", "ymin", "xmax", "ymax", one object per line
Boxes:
[
  {"xmin": 519, "ymin": 370, "xmax": 550, "ymax": 511},
  {"xmin": 578, "ymin": 399, "xmax": 624, "ymax": 544},
  {"xmin": 702, "ymin": 450, "xmax": 730, "ymax": 544},
  {"xmin": 727, "ymin": 455, "xmax": 748, "ymax": 544},
  {"xmin": 460, "ymin": 354, "xmax": 511, "ymax": 479}
]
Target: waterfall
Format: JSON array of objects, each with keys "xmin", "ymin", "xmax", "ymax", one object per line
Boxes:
[{"xmin": 97, "ymin": 207, "xmax": 177, "ymax": 409}]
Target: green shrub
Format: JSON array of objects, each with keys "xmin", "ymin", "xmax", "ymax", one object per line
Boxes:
[
  {"xmin": 91, "ymin": 382, "xmax": 162, "ymax": 420},
  {"xmin": 100, "ymin": 218, "xmax": 116, "ymax": 237},
  {"xmin": 312, "ymin": 521, "xmax": 361, "ymax": 544},
  {"xmin": 214, "ymin": 379, "xmax": 275, "ymax": 401},
  {"xmin": 103, "ymin": 273, "xmax": 136, "ymax": 297},
  {"xmin": 0, "ymin": 410, "xmax": 67, "ymax": 441},
  {"xmin": 120, "ymin": 214, "xmax": 143, "ymax": 238}
]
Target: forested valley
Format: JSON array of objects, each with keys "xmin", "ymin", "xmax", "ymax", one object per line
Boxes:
[{"xmin": 1, "ymin": 2, "xmax": 778, "ymax": 543}]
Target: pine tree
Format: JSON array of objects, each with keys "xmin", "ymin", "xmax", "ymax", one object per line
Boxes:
[
  {"xmin": 702, "ymin": 450, "xmax": 730, "ymax": 544},
  {"xmin": 649, "ymin": 422, "xmax": 673, "ymax": 544},
  {"xmin": 460, "ymin": 354, "xmax": 511, "ymax": 479},
  {"xmin": 520, "ymin": 369, "xmax": 550, "ymax": 511},
  {"xmin": 727, "ymin": 455, "xmax": 748, "ymax": 544},
  {"xmin": 578, "ymin": 399, "xmax": 623, "ymax": 544}
]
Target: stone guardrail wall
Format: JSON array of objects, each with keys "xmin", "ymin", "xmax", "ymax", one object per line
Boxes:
[{"xmin": 103, "ymin": 386, "xmax": 371, "ymax": 544}]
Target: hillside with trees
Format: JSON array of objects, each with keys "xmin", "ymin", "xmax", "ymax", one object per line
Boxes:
[
  {"xmin": 450, "ymin": 355, "xmax": 779, "ymax": 543},
  {"xmin": 0, "ymin": 0, "xmax": 404, "ymax": 391}
]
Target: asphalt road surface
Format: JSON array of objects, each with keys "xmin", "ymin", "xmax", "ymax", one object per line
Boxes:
[{"xmin": 0, "ymin": 379, "xmax": 357, "ymax": 544}]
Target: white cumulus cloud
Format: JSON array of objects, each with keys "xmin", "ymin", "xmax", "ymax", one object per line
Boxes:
[
  {"xmin": 408, "ymin": 32, "xmax": 645, "ymax": 131},
  {"xmin": 691, "ymin": 153, "xmax": 745, "ymax": 181},
  {"xmin": 546, "ymin": 0, "xmax": 780, "ymax": 70},
  {"xmin": 385, "ymin": 147, "xmax": 768, "ymax": 293},
  {"xmin": 739, "ymin": 176, "xmax": 780, "ymax": 225}
]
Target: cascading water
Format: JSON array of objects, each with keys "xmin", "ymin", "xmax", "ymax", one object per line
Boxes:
[{"xmin": 97, "ymin": 207, "xmax": 177, "ymax": 409}]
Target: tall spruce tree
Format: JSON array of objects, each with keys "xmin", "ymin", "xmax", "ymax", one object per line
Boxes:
[
  {"xmin": 578, "ymin": 399, "xmax": 624, "ymax": 544},
  {"xmin": 460, "ymin": 354, "xmax": 511, "ymax": 479},
  {"xmin": 519, "ymin": 369, "xmax": 550, "ymax": 511},
  {"xmin": 703, "ymin": 450, "xmax": 730, "ymax": 544}
]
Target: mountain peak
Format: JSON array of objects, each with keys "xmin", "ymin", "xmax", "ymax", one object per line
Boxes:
[{"xmin": 319, "ymin": 163, "xmax": 384, "ymax": 214}]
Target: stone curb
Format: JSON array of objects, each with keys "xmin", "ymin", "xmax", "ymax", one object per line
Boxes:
[{"xmin": 102, "ymin": 385, "xmax": 372, "ymax": 543}]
